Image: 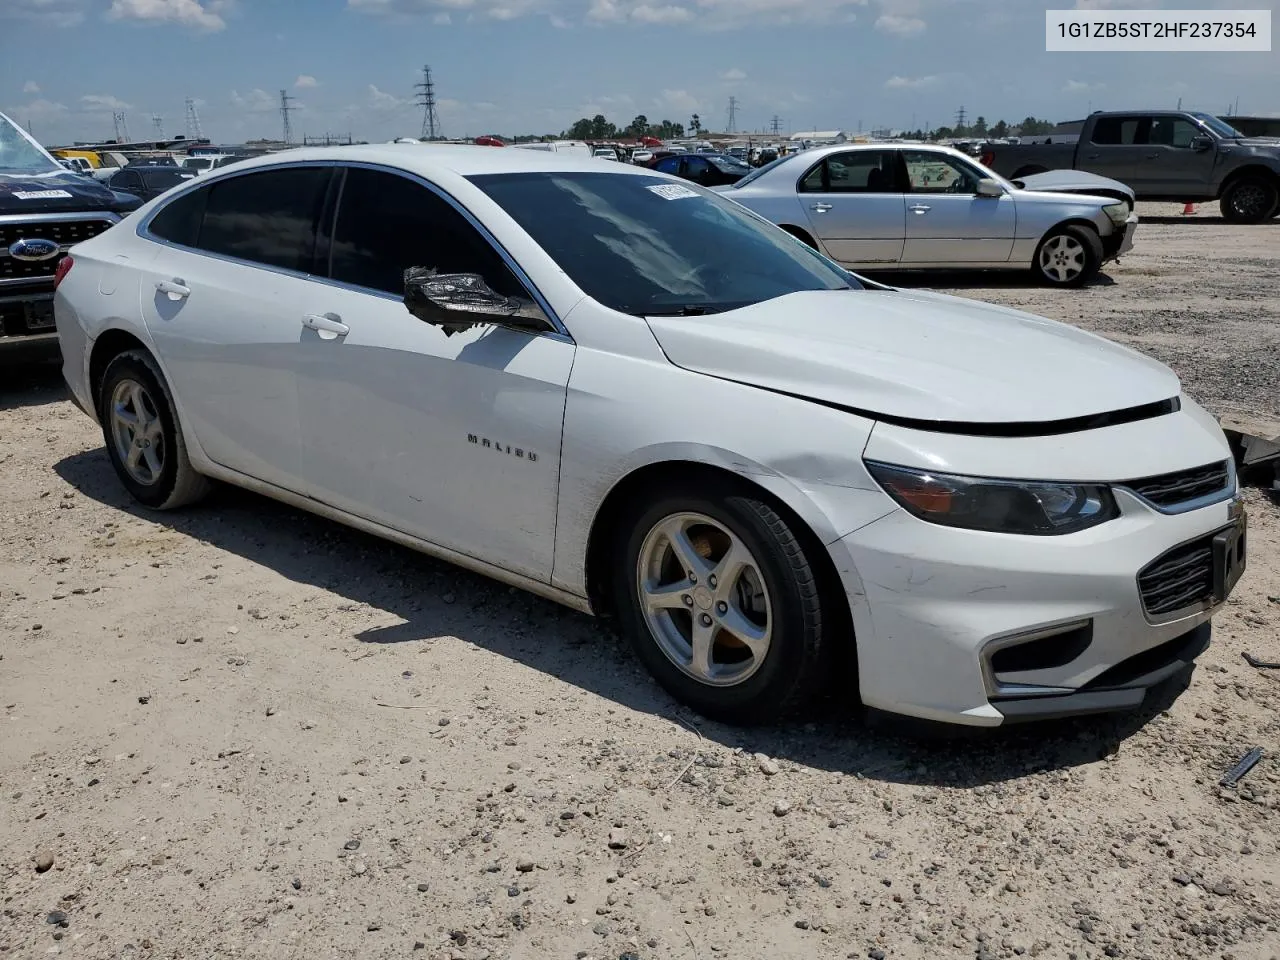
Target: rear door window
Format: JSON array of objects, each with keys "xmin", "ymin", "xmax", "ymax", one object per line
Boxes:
[
  {"xmin": 329, "ymin": 167, "xmax": 527, "ymax": 299},
  {"xmin": 197, "ymin": 166, "xmax": 332, "ymax": 273},
  {"xmin": 1090, "ymin": 116, "xmax": 1144, "ymax": 145}
]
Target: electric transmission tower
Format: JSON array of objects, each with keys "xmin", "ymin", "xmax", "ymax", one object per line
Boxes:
[
  {"xmin": 415, "ymin": 65, "xmax": 441, "ymax": 140},
  {"xmin": 727, "ymin": 96, "xmax": 738, "ymax": 133},
  {"xmin": 185, "ymin": 98, "xmax": 203, "ymax": 139},
  {"xmin": 770, "ymin": 114, "xmax": 782, "ymax": 135},
  {"xmin": 152, "ymin": 114, "xmax": 164, "ymax": 138},
  {"xmin": 280, "ymin": 89, "xmax": 297, "ymax": 144},
  {"xmin": 112, "ymin": 112, "xmax": 130, "ymax": 142},
  {"xmin": 954, "ymin": 105, "xmax": 967, "ymax": 131}
]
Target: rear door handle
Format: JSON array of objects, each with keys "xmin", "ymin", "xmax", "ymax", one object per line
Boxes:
[
  {"xmin": 909, "ymin": 204, "xmax": 931, "ymax": 214},
  {"xmin": 302, "ymin": 313, "xmax": 350, "ymax": 337},
  {"xmin": 810, "ymin": 202, "xmax": 833, "ymax": 213},
  {"xmin": 155, "ymin": 278, "xmax": 190, "ymax": 300}
]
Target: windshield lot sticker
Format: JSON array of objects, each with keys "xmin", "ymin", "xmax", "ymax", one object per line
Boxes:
[
  {"xmin": 646, "ymin": 183, "xmax": 699, "ymax": 201},
  {"xmin": 13, "ymin": 189, "xmax": 74, "ymax": 200}
]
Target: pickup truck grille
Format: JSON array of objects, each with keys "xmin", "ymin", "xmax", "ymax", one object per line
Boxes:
[
  {"xmin": 0, "ymin": 218, "xmax": 115, "ymax": 284},
  {"xmin": 1121, "ymin": 461, "xmax": 1232, "ymax": 510},
  {"xmin": 1137, "ymin": 537, "xmax": 1214, "ymax": 617}
]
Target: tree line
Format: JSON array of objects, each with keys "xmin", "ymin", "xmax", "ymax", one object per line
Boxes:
[{"xmin": 495, "ymin": 113, "xmax": 1060, "ymax": 144}]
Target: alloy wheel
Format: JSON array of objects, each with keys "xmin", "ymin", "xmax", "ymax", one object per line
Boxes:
[
  {"xmin": 636, "ymin": 512, "xmax": 773, "ymax": 687},
  {"xmin": 109, "ymin": 378, "xmax": 165, "ymax": 486},
  {"xmin": 1230, "ymin": 183, "xmax": 1269, "ymax": 219},
  {"xmin": 1038, "ymin": 234, "xmax": 1085, "ymax": 284}
]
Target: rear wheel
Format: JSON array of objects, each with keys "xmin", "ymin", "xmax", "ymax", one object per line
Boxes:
[
  {"xmin": 1220, "ymin": 176, "xmax": 1279, "ymax": 223},
  {"xmin": 98, "ymin": 350, "xmax": 210, "ymax": 510},
  {"xmin": 1033, "ymin": 224, "xmax": 1102, "ymax": 287},
  {"xmin": 612, "ymin": 481, "xmax": 829, "ymax": 725}
]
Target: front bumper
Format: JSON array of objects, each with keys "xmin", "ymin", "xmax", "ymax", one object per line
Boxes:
[
  {"xmin": 833, "ymin": 485, "xmax": 1240, "ymax": 727},
  {"xmin": 1101, "ymin": 213, "xmax": 1139, "ymax": 261}
]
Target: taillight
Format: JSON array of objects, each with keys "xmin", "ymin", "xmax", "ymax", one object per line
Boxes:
[
  {"xmin": 53, "ymin": 255, "xmax": 74, "ymax": 290},
  {"xmin": 980, "ymin": 151, "xmax": 994, "ymax": 168}
]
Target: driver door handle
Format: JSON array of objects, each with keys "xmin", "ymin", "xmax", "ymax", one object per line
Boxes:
[
  {"xmin": 155, "ymin": 278, "xmax": 190, "ymax": 300},
  {"xmin": 302, "ymin": 313, "xmax": 350, "ymax": 336},
  {"xmin": 909, "ymin": 204, "xmax": 932, "ymax": 214},
  {"xmin": 810, "ymin": 202, "xmax": 833, "ymax": 213}
]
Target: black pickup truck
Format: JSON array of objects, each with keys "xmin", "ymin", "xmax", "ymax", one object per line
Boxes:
[
  {"xmin": 980, "ymin": 110, "xmax": 1280, "ymax": 223},
  {"xmin": 1, "ymin": 111, "xmax": 140, "ymax": 360}
]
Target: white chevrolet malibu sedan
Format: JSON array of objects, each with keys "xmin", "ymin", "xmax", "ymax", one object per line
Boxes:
[{"xmin": 53, "ymin": 145, "xmax": 1245, "ymax": 727}]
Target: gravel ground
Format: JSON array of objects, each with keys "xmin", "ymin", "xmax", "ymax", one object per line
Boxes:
[{"xmin": 2, "ymin": 206, "xmax": 1278, "ymax": 960}]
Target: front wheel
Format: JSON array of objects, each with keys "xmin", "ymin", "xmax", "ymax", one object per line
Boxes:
[
  {"xmin": 1033, "ymin": 224, "xmax": 1102, "ymax": 287},
  {"xmin": 611, "ymin": 481, "xmax": 830, "ymax": 725},
  {"xmin": 1220, "ymin": 177, "xmax": 1279, "ymax": 223},
  {"xmin": 98, "ymin": 349, "xmax": 211, "ymax": 510}
]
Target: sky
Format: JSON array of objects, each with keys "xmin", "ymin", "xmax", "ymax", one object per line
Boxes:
[{"xmin": 0, "ymin": 0, "xmax": 1275, "ymax": 146}]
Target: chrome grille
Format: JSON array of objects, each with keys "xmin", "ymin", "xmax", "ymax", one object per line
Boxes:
[
  {"xmin": 1137, "ymin": 538, "xmax": 1214, "ymax": 616},
  {"xmin": 0, "ymin": 218, "xmax": 115, "ymax": 283},
  {"xmin": 1122, "ymin": 461, "xmax": 1231, "ymax": 510}
]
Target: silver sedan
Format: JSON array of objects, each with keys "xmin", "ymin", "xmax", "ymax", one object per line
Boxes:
[{"xmin": 715, "ymin": 144, "xmax": 1138, "ymax": 286}]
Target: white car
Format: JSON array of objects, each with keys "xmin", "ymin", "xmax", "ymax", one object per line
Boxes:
[
  {"xmin": 53, "ymin": 145, "xmax": 1245, "ymax": 727},
  {"xmin": 719, "ymin": 143, "xmax": 1139, "ymax": 286}
]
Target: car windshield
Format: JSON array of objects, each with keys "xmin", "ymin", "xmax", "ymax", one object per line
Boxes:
[
  {"xmin": 708, "ymin": 156, "xmax": 749, "ymax": 173},
  {"xmin": 469, "ymin": 170, "xmax": 859, "ymax": 316},
  {"xmin": 729, "ymin": 155, "xmax": 792, "ymax": 188},
  {"xmin": 1195, "ymin": 113, "xmax": 1243, "ymax": 138},
  {"xmin": 0, "ymin": 111, "xmax": 63, "ymax": 176}
]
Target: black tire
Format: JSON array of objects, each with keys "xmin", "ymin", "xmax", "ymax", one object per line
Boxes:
[
  {"xmin": 611, "ymin": 479, "xmax": 829, "ymax": 725},
  {"xmin": 1032, "ymin": 223, "xmax": 1103, "ymax": 288},
  {"xmin": 97, "ymin": 349, "xmax": 211, "ymax": 510},
  {"xmin": 1219, "ymin": 176, "xmax": 1279, "ymax": 223}
]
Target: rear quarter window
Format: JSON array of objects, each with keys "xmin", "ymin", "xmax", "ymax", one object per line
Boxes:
[{"xmin": 147, "ymin": 186, "xmax": 207, "ymax": 248}]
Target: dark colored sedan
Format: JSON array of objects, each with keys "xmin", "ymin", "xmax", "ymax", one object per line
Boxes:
[
  {"xmin": 106, "ymin": 166, "xmax": 198, "ymax": 202},
  {"xmin": 652, "ymin": 153, "xmax": 751, "ymax": 187}
]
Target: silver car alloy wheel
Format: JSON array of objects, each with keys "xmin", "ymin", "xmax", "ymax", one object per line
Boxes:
[
  {"xmin": 109, "ymin": 378, "xmax": 165, "ymax": 486},
  {"xmin": 1038, "ymin": 234, "xmax": 1085, "ymax": 284},
  {"xmin": 636, "ymin": 511, "xmax": 773, "ymax": 687}
]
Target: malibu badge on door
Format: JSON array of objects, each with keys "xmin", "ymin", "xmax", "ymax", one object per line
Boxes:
[{"xmin": 1213, "ymin": 500, "xmax": 1247, "ymax": 603}]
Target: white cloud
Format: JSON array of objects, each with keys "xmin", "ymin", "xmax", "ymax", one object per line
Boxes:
[
  {"xmin": 875, "ymin": 12, "xmax": 924, "ymax": 35},
  {"xmin": 0, "ymin": 0, "xmax": 89, "ymax": 27},
  {"xmin": 23, "ymin": 81, "xmax": 41, "ymax": 94},
  {"xmin": 630, "ymin": 3, "xmax": 691, "ymax": 21},
  {"xmin": 1063, "ymin": 79, "xmax": 1105, "ymax": 93},
  {"xmin": 433, "ymin": 10, "xmax": 451, "ymax": 20},
  {"xmin": 4, "ymin": 99, "xmax": 69, "ymax": 120},
  {"xmin": 720, "ymin": 67, "xmax": 747, "ymax": 82},
  {"xmin": 354, "ymin": 0, "xmax": 863, "ymax": 27},
  {"xmin": 884, "ymin": 74, "xmax": 937, "ymax": 89},
  {"xmin": 367, "ymin": 84, "xmax": 409, "ymax": 111},
  {"xmin": 230, "ymin": 88, "xmax": 277, "ymax": 113},
  {"xmin": 80, "ymin": 94, "xmax": 132, "ymax": 111},
  {"xmin": 295, "ymin": 75, "xmax": 319, "ymax": 89},
  {"xmin": 658, "ymin": 89, "xmax": 699, "ymax": 114},
  {"xmin": 107, "ymin": 0, "xmax": 227, "ymax": 30}
]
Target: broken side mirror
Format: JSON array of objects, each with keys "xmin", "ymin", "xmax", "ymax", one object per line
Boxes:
[{"xmin": 403, "ymin": 268, "xmax": 551, "ymax": 337}]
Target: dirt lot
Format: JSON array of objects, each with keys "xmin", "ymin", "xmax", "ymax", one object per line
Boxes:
[{"xmin": 2, "ymin": 206, "xmax": 1279, "ymax": 960}]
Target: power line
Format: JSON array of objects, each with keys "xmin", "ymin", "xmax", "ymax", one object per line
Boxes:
[
  {"xmin": 415, "ymin": 64, "xmax": 441, "ymax": 140},
  {"xmin": 280, "ymin": 89, "xmax": 297, "ymax": 144},
  {"xmin": 185, "ymin": 98, "xmax": 203, "ymax": 140},
  {"xmin": 727, "ymin": 96, "xmax": 738, "ymax": 134}
]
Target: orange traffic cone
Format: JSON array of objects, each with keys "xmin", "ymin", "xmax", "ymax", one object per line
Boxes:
[{"xmin": 1182, "ymin": 202, "xmax": 1196, "ymax": 215}]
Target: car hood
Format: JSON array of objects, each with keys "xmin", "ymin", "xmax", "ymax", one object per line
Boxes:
[
  {"xmin": 1016, "ymin": 169, "xmax": 1135, "ymax": 202},
  {"xmin": 0, "ymin": 170, "xmax": 128, "ymax": 214},
  {"xmin": 645, "ymin": 289, "xmax": 1180, "ymax": 427}
]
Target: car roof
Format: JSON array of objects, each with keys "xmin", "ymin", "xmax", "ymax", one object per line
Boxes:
[{"xmin": 202, "ymin": 143, "xmax": 661, "ymax": 180}]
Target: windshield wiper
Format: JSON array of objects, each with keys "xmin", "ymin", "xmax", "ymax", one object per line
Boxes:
[{"xmin": 646, "ymin": 304, "xmax": 710, "ymax": 316}]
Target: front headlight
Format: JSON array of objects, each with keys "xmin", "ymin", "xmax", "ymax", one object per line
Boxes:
[
  {"xmin": 1103, "ymin": 201, "xmax": 1130, "ymax": 225},
  {"xmin": 865, "ymin": 461, "xmax": 1119, "ymax": 535}
]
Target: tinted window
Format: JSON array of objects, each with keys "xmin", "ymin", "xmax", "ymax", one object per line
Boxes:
[
  {"xmin": 654, "ymin": 156, "xmax": 681, "ymax": 174},
  {"xmin": 330, "ymin": 167, "xmax": 526, "ymax": 298},
  {"xmin": 143, "ymin": 169, "xmax": 197, "ymax": 192},
  {"xmin": 109, "ymin": 170, "xmax": 141, "ymax": 191},
  {"xmin": 684, "ymin": 157, "xmax": 710, "ymax": 175},
  {"xmin": 469, "ymin": 171, "xmax": 858, "ymax": 316},
  {"xmin": 1148, "ymin": 117, "xmax": 1199, "ymax": 148},
  {"xmin": 147, "ymin": 186, "xmax": 207, "ymax": 246},
  {"xmin": 802, "ymin": 151, "xmax": 898, "ymax": 193},
  {"xmin": 199, "ymin": 167, "xmax": 331, "ymax": 273},
  {"xmin": 1090, "ymin": 117, "xmax": 1143, "ymax": 145}
]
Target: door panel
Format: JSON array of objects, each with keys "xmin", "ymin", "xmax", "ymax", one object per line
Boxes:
[
  {"xmin": 1141, "ymin": 117, "xmax": 1217, "ymax": 195},
  {"xmin": 1079, "ymin": 115, "xmax": 1146, "ymax": 187},
  {"xmin": 901, "ymin": 151, "xmax": 1016, "ymax": 264},
  {"xmin": 138, "ymin": 246, "xmax": 310, "ymax": 492},
  {"xmin": 294, "ymin": 165, "xmax": 572, "ymax": 581},
  {"xmin": 295, "ymin": 288, "xmax": 572, "ymax": 580},
  {"xmin": 798, "ymin": 150, "xmax": 905, "ymax": 265}
]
